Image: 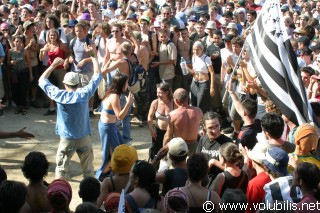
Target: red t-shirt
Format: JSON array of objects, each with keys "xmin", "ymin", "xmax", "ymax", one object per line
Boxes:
[{"xmin": 246, "ymin": 172, "xmax": 271, "ymax": 213}]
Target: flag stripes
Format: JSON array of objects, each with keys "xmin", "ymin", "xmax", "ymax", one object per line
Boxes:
[{"xmin": 244, "ymin": 0, "xmax": 313, "ymax": 125}]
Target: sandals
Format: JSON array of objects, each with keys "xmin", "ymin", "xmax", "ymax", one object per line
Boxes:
[
  {"xmin": 14, "ymin": 108, "xmax": 22, "ymax": 114},
  {"xmin": 14, "ymin": 108, "xmax": 27, "ymax": 115}
]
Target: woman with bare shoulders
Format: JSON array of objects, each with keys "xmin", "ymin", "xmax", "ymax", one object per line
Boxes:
[
  {"xmin": 147, "ymin": 82, "xmax": 174, "ymax": 161},
  {"xmin": 179, "ymin": 153, "xmax": 220, "ymax": 212},
  {"xmin": 96, "ymin": 72, "xmax": 134, "ymax": 181},
  {"xmin": 97, "ymin": 144, "xmax": 138, "ymax": 208}
]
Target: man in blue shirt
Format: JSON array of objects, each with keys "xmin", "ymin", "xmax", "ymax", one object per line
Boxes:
[{"xmin": 39, "ymin": 45, "xmax": 102, "ymax": 179}]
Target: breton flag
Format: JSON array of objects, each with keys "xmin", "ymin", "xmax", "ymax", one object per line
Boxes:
[{"xmin": 245, "ymin": 0, "xmax": 314, "ymax": 126}]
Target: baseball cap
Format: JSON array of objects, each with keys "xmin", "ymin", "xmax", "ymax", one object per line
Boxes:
[
  {"xmin": 281, "ymin": 4, "xmax": 289, "ymax": 12},
  {"xmin": 297, "ymin": 36, "xmax": 311, "ymax": 46},
  {"xmin": 80, "ymin": 13, "xmax": 91, "ymax": 21},
  {"xmin": 61, "ymin": 18, "xmax": 69, "ymax": 27},
  {"xmin": 224, "ymin": 34, "xmax": 235, "ymax": 42},
  {"xmin": 176, "ymin": 12, "xmax": 187, "ymax": 24},
  {"xmin": 238, "ymin": 0, "xmax": 246, "ymax": 7},
  {"xmin": 188, "ymin": 15, "xmax": 197, "ymax": 22},
  {"xmin": 206, "ymin": 21, "xmax": 217, "ymax": 30},
  {"xmin": 311, "ymin": 42, "xmax": 320, "ymax": 51},
  {"xmin": 139, "ymin": 5, "xmax": 148, "ymax": 11},
  {"xmin": 115, "ymin": 8, "xmax": 122, "ymax": 16},
  {"xmin": 236, "ymin": 7, "xmax": 246, "ymax": 14},
  {"xmin": 8, "ymin": 0, "xmax": 18, "ymax": 6},
  {"xmin": 23, "ymin": 21, "xmax": 34, "ymax": 31},
  {"xmin": 127, "ymin": 13, "xmax": 137, "ymax": 20},
  {"xmin": 299, "ymin": 14, "xmax": 310, "ymax": 20},
  {"xmin": 111, "ymin": 144, "xmax": 138, "ymax": 174},
  {"xmin": 21, "ymin": 4, "xmax": 33, "ymax": 12},
  {"xmin": 222, "ymin": 11, "xmax": 233, "ymax": 18},
  {"xmin": 108, "ymin": 1, "xmax": 117, "ymax": 9},
  {"xmin": 247, "ymin": 143, "xmax": 268, "ymax": 164},
  {"xmin": 227, "ymin": 22, "xmax": 238, "ymax": 30},
  {"xmin": 68, "ymin": 19, "xmax": 78, "ymax": 27},
  {"xmin": 153, "ymin": 18, "xmax": 162, "ymax": 27},
  {"xmin": 103, "ymin": 9, "xmax": 114, "ymax": 19},
  {"xmin": 139, "ymin": 15, "xmax": 151, "ymax": 24},
  {"xmin": 263, "ymin": 147, "xmax": 289, "ymax": 176},
  {"xmin": 168, "ymin": 137, "xmax": 189, "ymax": 157},
  {"xmin": 62, "ymin": 72, "xmax": 79, "ymax": 86}
]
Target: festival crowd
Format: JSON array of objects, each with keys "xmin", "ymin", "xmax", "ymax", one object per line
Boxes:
[{"xmin": 1, "ymin": 0, "xmax": 320, "ymax": 212}]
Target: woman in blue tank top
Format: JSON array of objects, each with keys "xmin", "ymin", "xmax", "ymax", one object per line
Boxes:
[{"xmin": 96, "ymin": 72, "xmax": 134, "ymax": 181}]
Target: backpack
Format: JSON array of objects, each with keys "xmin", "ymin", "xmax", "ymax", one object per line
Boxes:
[
  {"xmin": 70, "ymin": 36, "xmax": 91, "ymax": 55},
  {"xmin": 124, "ymin": 54, "xmax": 146, "ymax": 94}
]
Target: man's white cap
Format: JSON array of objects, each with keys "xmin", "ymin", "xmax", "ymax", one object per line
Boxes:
[{"xmin": 62, "ymin": 72, "xmax": 79, "ymax": 86}]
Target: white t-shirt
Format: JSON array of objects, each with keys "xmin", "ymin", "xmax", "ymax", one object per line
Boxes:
[{"xmin": 192, "ymin": 54, "xmax": 212, "ymax": 73}]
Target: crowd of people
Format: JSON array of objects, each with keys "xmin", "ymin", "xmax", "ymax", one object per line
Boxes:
[{"xmin": 1, "ymin": 0, "xmax": 320, "ymax": 212}]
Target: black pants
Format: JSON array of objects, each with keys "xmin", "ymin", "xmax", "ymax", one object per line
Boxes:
[{"xmin": 11, "ymin": 71, "xmax": 29, "ymax": 107}]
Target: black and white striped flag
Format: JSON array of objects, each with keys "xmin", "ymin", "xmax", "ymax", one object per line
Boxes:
[{"xmin": 245, "ymin": 0, "xmax": 314, "ymax": 126}]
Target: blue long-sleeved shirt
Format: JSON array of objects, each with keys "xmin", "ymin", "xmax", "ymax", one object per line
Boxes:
[{"xmin": 39, "ymin": 73, "xmax": 102, "ymax": 139}]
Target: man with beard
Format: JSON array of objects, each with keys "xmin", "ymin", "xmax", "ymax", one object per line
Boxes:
[{"xmin": 196, "ymin": 111, "xmax": 232, "ymax": 179}]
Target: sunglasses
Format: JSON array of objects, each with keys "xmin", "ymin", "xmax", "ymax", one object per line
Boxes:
[
  {"xmin": 2, "ymin": 29, "xmax": 8, "ymax": 31},
  {"xmin": 112, "ymin": 30, "xmax": 119, "ymax": 33},
  {"xmin": 11, "ymin": 12, "xmax": 18, "ymax": 14}
]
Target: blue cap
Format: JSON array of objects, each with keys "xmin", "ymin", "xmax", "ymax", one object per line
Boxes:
[
  {"xmin": 108, "ymin": 1, "xmax": 117, "ymax": 9},
  {"xmin": 263, "ymin": 147, "xmax": 289, "ymax": 176},
  {"xmin": 176, "ymin": 12, "xmax": 187, "ymax": 24},
  {"xmin": 188, "ymin": 15, "xmax": 197, "ymax": 22},
  {"xmin": 127, "ymin": 13, "xmax": 137, "ymax": 20},
  {"xmin": 68, "ymin": 19, "xmax": 78, "ymax": 27}
]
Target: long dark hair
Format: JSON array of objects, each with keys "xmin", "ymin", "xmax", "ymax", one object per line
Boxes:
[
  {"xmin": 132, "ymin": 160, "xmax": 160, "ymax": 199},
  {"xmin": 104, "ymin": 72, "xmax": 128, "ymax": 99},
  {"xmin": 296, "ymin": 162, "xmax": 320, "ymax": 200},
  {"xmin": 44, "ymin": 14, "xmax": 61, "ymax": 30}
]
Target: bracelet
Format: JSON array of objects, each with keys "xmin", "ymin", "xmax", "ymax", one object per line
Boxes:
[{"xmin": 154, "ymin": 155, "xmax": 161, "ymax": 161}]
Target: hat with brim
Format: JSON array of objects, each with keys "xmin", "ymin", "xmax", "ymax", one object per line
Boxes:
[
  {"xmin": 63, "ymin": 72, "xmax": 79, "ymax": 86},
  {"xmin": 227, "ymin": 22, "xmax": 238, "ymax": 30},
  {"xmin": 23, "ymin": 21, "xmax": 34, "ymax": 31},
  {"xmin": 224, "ymin": 34, "xmax": 234, "ymax": 41},
  {"xmin": 61, "ymin": 18, "xmax": 69, "ymax": 27},
  {"xmin": 247, "ymin": 143, "xmax": 268, "ymax": 164},
  {"xmin": 262, "ymin": 147, "xmax": 289, "ymax": 176},
  {"xmin": 168, "ymin": 137, "xmax": 189, "ymax": 157},
  {"xmin": 206, "ymin": 21, "xmax": 217, "ymax": 30},
  {"xmin": 139, "ymin": 15, "xmax": 151, "ymax": 24},
  {"xmin": 68, "ymin": 19, "xmax": 78, "ymax": 27}
]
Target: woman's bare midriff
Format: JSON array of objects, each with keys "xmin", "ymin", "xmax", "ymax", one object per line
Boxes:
[
  {"xmin": 193, "ymin": 72, "xmax": 209, "ymax": 81},
  {"xmin": 100, "ymin": 112, "xmax": 117, "ymax": 124}
]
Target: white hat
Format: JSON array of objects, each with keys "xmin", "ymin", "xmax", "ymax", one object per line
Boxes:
[
  {"xmin": 206, "ymin": 21, "xmax": 217, "ymax": 30},
  {"xmin": 139, "ymin": 5, "xmax": 148, "ymax": 11},
  {"xmin": 247, "ymin": 143, "xmax": 268, "ymax": 164},
  {"xmin": 62, "ymin": 72, "xmax": 79, "ymax": 86},
  {"xmin": 168, "ymin": 137, "xmax": 189, "ymax": 157},
  {"xmin": 115, "ymin": 8, "xmax": 122, "ymax": 16},
  {"xmin": 21, "ymin": 4, "xmax": 33, "ymax": 12},
  {"xmin": 227, "ymin": 22, "xmax": 238, "ymax": 30},
  {"xmin": 153, "ymin": 18, "xmax": 161, "ymax": 27},
  {"xmin": 103, "ymin": 9, "xmax": 114, "ymax": 19}
]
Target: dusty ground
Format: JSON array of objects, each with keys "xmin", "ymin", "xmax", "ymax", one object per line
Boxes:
[{"xmin": 0, "ymin": 107, "xmax": 151, "ymax": 212}]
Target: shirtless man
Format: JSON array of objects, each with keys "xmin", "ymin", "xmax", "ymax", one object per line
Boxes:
[
  {"xmin": 182, "ymin": 0, "xmax": 209, "ymax": 20},
  {"xmin": 174, "ymin": 27, "xmax": 192, "ymax": 92},
  {"xmin": 164, "ymin": 88, "xmax": 203, "ymax": 155},
  {"xmin": 103, "ymin": 23, "xmax": 129, "ymax": 85}
]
